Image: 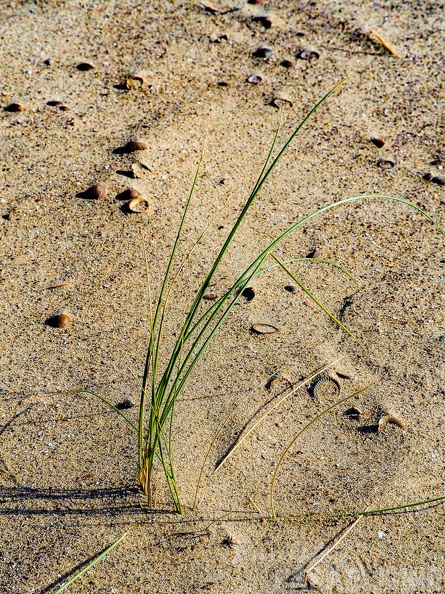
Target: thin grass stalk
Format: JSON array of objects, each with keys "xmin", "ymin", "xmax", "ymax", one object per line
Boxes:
[
  {"xmin": 53, "ymin": 534, "xmax": 126, "ymax": 594},
  {"xmin": 270, "ymin": 386, "xmax": 371, "ymax": 519}
]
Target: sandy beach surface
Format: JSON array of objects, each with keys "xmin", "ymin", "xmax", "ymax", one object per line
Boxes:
[{"xmin": 1, "ymin": 1, "xmax": 444, "ymax": 592}]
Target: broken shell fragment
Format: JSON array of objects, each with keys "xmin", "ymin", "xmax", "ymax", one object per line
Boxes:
[
  {"xmin": 81, "ymin": 184, "xmax": 108, "ymax": 199},
  {"xmin": 4, "ymin": 103, "xmax": 24, "ymax": 112},
  {"xmin": 131, "ymin": 162, "xmax": 151, "ymax": 178},
  {"xmin": 122, "ymin": 140, "xmax": 149, "ymax": 153},
  {"xmin": 345, "ymin": 406, "xmax": 362, "ymax": 420},
  {"xmin": 377, "ymin": 414, "xmax": 407, "ymax": 433},
  {"xmin": 247, "ymin": 74, "xmax": 262, "ymax": 84},
  {"xmin": 377, "ymin": 159, "xmax": 395, "ymax": 169},
  {"xmin": 297, "ymin": 49, "xmax": 319, "ymax": 61},
  {"xmin": 45, "ymin": 313, "xmax": 72, "ymax": 328},
  {"xmin": 252, "ymin": 16, "xmax": 272, "ymax": 29},
  {"xmin": 251, "ymin": 323, "xmax": 279, "ymax": 334},
  {"xmin": 270, "ymin": 95, "xmax": 293, "ymax": 108},
  {"xmin": 128, "ymin": 196, "xmax": 150, "ymax": 213},
  {"xmin": 371, "ymin": 137, "xmax": 385, "ymax": 148}
]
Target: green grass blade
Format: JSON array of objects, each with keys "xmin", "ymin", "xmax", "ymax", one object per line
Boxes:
[
  {"xmin": 71, "ymin": 389, "xmax": 139, "ymax": 434},
  {"xmin": 270, "ymin": 253, "xmax": 361, "ymax": 344},
  {"xmin": 53, "ymin": 534, "xmax": 126, "ymax": 593},
  {"xmin": 260, "ymin": 257, "xmax": 360, "ymax": 286}
]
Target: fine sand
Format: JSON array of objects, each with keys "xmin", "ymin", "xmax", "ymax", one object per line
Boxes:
[{"xmin": 1, "ymin": 1, "xmax": 444, "ymax": 592}]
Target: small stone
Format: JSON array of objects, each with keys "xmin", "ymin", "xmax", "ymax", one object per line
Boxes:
[
  {"xmin": 116, "ymin": 400, "xmax": 134, "ymax": 410},
  {"xmin": 46, "ymin": 100, "xmax": 63, "ymax": 106},
  {"xmin": 121, "ymin": 141, "xmax": 149, "ymax": 153},
  {"xmin": 252, "ymin": 16, "xmax": 272, "ymax": 29},
  {"xmin": 280, "ymin": 60, "xmax": 294, "ymax": 68}
]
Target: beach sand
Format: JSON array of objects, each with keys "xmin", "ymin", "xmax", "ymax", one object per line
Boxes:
[{"xmin": 1, "ymin": 1, "xmax": 444, "ymax": 592}]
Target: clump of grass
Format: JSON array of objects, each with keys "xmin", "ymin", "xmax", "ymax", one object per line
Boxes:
[{"xmin": 75, "ymin": 79, "xmax": 444, "ymax": 514}]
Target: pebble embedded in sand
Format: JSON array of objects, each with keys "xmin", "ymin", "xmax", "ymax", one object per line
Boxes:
[
  {"xmin": 252, "ymin": 16, "xmax": 272, "ymax": 29},
  {"xmin": 241, "ymin": 287, "xmax": 255, "ymax": 302},
  {"xmin": 280, "ymin": 60, "xmax": 294, "ymax": 68},
  {"xmin": 284, "ymin": 285, "xmax": 298, "ymax": 294},
  {"xmin": 45, "ymin": 313, "xmax": 72, "ymax": 328}
]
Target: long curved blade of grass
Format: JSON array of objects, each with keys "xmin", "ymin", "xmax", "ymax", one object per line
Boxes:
[
  {"xmin": 53, "ymin": 533, "xmax": 126, "ymax": 593},
  {"xmin": 270, "ymin": 385, "xmax": 370, "ymax": 519},
  {"xmin": 260, "ymin": 257, "xmax": 360, "ymax": 285},
  {"xmin": 69, "ymin": 389, "xmax": 139, "ymax": 434},
  {"xmin": 212, "ymin": 357, "xmax": 347, "ymax": 475},
  {"xmin": 270, "ymin": 253, "xmax": 361, "ymax": 344}
]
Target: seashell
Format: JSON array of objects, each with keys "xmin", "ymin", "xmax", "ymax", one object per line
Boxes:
[
  {"xmin": 377, "ymin": 159, "xmax": 395, "ymax": 169},
  {"xmin": 122, "ymin": 140, "xmax": 149, "ymax": 153},
  {"xmin": 306, "ymin": 248, "xmax": 320, "ymax": 258},
  {"xmin": 430, "ymin": 159, "xmax": 442, "ymax": 167},
  {"xmin": 46, "ymin": 100, "xmax": 63, "ymax": 106},
  {"xmin": 4, "ymin": 103, "xmax": 24, "ymax": 112},
  {"xmin": 251, "ymin": 323, "xmax": 279, "ymax": 334},
  {"xmin": 130, "ymin": 162, "xmax": 151, "ymax": 178},
  {"xmin": 252, "ymin": 47, "xmax": 273, "ymax": 59},
  {"xmin": 270, "ymin": 95, "xmax": 293, "ymax": 108},
  {"xmin": 252, "ymin": 16, "xmax": 272, "ymax": 29},
  {"xmin": 280, "ymin": 60, "xmax": 295, "ymax": 68},
  {"xmin": 247, "ymin": 74, "xmax": 262, "ymax": 84},
  {"xmin": 284, "ymin": 285, "xmax": 298, "ymax": 294},
  {"xmin": 345, "ymin": 406, "xmax": 362, "ymax": 420},
  {"xmin": 241, "ymin": 287, "xmax": 255, "ymax": 302},
  {"xmin": 371, "ymin": 137, "xmax": 385, "ymax": 148},
  {"xmin": 77, "ymin": 62, "xmax": 94, "ymax": 71},
  {"xmin": 297, "ymin": 49, "xmax": 319, "ymax": 61},
  {"xmin": 377, "ymin": 414, "xmax": 407, "ymax": 433},
  {"xmin": 312, "ymin": 374, "xmax": 340, "ymax": 398},
  {"xmin": 80, "ymin": 184, "xmax": 108, "ymax": 199},
  {"xmin": 45, "ymin": 313, "xmax": 72, "ymax": 328},
  {"xmin": 128, "ymin": 196, "xmax": 150, "ymax": 213}
]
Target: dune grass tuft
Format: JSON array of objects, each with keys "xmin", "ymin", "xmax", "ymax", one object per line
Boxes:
[{"xmin": 74, "ymin": 79, "xmax": 444, "ymax": 514}]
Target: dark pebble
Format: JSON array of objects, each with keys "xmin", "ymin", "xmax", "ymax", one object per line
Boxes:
[
  {"xmin": 45, "ymin": 314, "xmax": 72, "ymax": 328},
  {"xmin": 47, "ymin": 100, "xmax": 63, "ymax": 106},
  {"xmin": 252, "ymin": 16, "xmax": 272, "ymax": 29},
  {"xmin": 280, "ymin": 60, "xmax": 294, "ymax": 68},
  {"xmin": 116, "ymin": 400, "xmax": 134, "ymax": 410}
]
